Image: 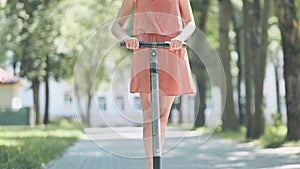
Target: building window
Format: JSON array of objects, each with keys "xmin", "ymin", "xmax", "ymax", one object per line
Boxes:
[
  {"xmin": 134, "ymin": 96, "xmax": 142, "ymax": 110},
  {"xmin": 64, "ymin": 94, "xmax": 72, "ymax": 104},
  {"xmin": 98, "ymin": 97, "xmax": 106, "ymax": 112},
  {"xmin": 116, "ymin": 97, "xmax": 124, "ymax": 111}
]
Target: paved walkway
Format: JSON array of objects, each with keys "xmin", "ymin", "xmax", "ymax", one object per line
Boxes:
[{"xmin": 43, "ymin": 127, "xmax": 300, "ymax": 169}]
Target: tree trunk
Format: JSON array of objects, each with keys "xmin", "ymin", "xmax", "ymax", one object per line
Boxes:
[
  {"xmin": 243, "ymin": 0, "xmax": 255, "ymax": 139},
  {"xmin": 194, "ymin": 75, "xmax": 206, "ymax": 127},
  {"xmin": 199, "ymin": 0, "xmax": 209, "ymax": 32},
  {"xmin": 219, "ymin": 0, "xmax": 239, "ymax": 131},
  {"xmin": 74, "ymin": 83, "xmax": 86, "ymax": 124},
  {"xmin": 44, "ymin": 54, "xmax": 50, "ymax": 125},
  {"xmin": 12, "ymin": 59, "xmax": 17, "ymax": 76},
  {"xmin": 274, "ymin": 63, "xmax": 282, "ymax": 122},
  {"xmin": 232, "ymin": 3, "xmax": 245, "ymax": 125},
  {"xmin": 191, "ymin": 0, "xmax": 210, "ymax": 128},
  {"xmin": 253, "ymin": 0, "xmax": 270, "ymax": 138},
  {"xmin": 32, "ymin": 79, "xmax": 40, "ymax": 125},
  {"xmin": 86, "ymin": 94, "xmax": 92, "ymax": 127},
  {"xmin": 250, "ymin": 0, "xmax": 262, "ymax": 138},
  {"xmin": 243, "ymin": 0, "xmax": 269, "ymax": 139},
  {"xmin": 274, "ymin": 0, "xmax": 300, "ymax": 141}
]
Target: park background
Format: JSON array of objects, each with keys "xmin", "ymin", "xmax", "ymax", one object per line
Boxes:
[{"xmin": 0, "ymin": 0, "xmax": 300, "ymax": 168}]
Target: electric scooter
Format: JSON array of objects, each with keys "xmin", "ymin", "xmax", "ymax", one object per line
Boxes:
[{"xmin": 120, "ymin": 41, "xmax": 186, "ymax": 169}]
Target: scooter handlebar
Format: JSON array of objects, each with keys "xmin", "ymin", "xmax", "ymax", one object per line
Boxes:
[{"xmin": 120, "ymin": 41, "xmax": 187, "ymax": 49}]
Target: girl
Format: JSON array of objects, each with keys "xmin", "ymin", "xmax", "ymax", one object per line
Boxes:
[{"xmin": 111, "ymin": 0, "xmax": 196, "ymax": 168}]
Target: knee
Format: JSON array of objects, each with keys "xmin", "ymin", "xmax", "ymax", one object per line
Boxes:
[
  {"xmin": 140, "ymin": 93, "xmax": 151, "ymax": 112},
  {"xmin": 160, "ymin": 109, "xmax": 170, "ymax": 124}
]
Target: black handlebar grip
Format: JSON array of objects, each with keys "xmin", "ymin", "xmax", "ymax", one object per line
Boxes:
[{"xmin": 120, "ymin": 41, "xmax": 187, "ymax": 48}]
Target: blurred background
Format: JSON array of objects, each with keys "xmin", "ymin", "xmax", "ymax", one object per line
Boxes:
[{"xmin": 0, "ymin": 0, "xmax": 300, "ymax": 168}]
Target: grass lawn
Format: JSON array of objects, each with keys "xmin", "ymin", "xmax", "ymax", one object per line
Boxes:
[
  {"xmin": 212, "ymin": 126, "xmax": 247, "ymax": 143},
  {"xmin": 0, "ymin": 118, "xmax": 83, "ymax": 169},
  {"xmin": 206, "ymin": 124, "xmax": 300, "ymax": 149}
]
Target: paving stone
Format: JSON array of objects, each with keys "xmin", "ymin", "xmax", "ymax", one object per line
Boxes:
[{"xmin": 43, "ymin": 127, "xmax": 300, "ymax": 169}]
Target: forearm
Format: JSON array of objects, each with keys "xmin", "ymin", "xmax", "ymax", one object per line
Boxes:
[
  {"xmin": 176, "ymin": 21, "xmax": 196, "ymax": 42},
  {"xmin": 111, "ymin": 0, "xmax": 135, "ymax": 41},
  {"xmin": 111, "ymin": 22, "xmax": 131, "ymax": 40}
]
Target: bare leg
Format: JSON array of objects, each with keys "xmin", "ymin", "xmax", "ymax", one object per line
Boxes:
[
  {"xmin": 140, "ymin": 93, "xmax": 153, "ymax": 169},
  {"xmin": 140, "ymin": 93, "xmax": 175, "ymax": 169},
  {"xmin": 159, "ymin": 95, "xmax": 175, "ymax": 147}
]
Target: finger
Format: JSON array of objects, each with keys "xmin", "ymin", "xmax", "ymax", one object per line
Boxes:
[
  {"xmin": 178, "ymin": 40, "xmax": 183, "ymax": 48},
  {"xmin": 136, "ymin": 39, "xmax": 139, "ymax": 49},
  {"xmin": 134, "ymin": 39, "xmax": 139, "ymax": 49},
  {"xmin": 171, "ymin": 40, "xmax": 178, "ymax": 50},
  {"xmin": 174, "ymin": 40, "xmax": 182, "ymax": 50},
  {"xmin": 126, "ymin": 41, "xmax": 130, "ymax": 49},
  {"xmin": 170, "ymin": 43, "xmax": 174, "ymax": 51},
  {"xmin": 130, "ymin": 39, "xmax": 134, "ymax": 49},
  {"xmin": 172, "ymin": 40, "xmax": 178, "ymax": 49},
  {"xmin": 170, "ymin": 40, "xmax": 176, "ymax": 50}
]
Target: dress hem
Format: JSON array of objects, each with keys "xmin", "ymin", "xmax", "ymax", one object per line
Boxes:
[{"xmin": 129, "ymin": 90, "xmax": 196, "ymax": 96}]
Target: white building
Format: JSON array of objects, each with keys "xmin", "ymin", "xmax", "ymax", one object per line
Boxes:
[
  {"xmin": 16, "ymin": 75, "xmax": 196, "ymax": 127},
  {"xmin": 0, "ymin": 68, "xmax": 22, "ymax": 109},
  {"xmin": 4, "ymin": 56, "xmax": 286, "ymax": 127}
]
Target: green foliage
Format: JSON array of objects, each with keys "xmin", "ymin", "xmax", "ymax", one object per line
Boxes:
[
  {"xmin": 211, "ymin": 122, "xmax": 292, "ymax": 149},
  {"xmin": 190, "ymin": 0, "xmax": 219, "ymax": 48},
  {"xmin": 1, "ymin": 0, "xmax": 122, "ymax": 124},
  {"xmin": 0, "ymin": 118, "xmax": 82, "ymax": 169},
  {"xmin": 213, "ymin": 125, "xmax": 247, "ymax": 143},
  {"xmin": 60, "ymin": 0, "xmax": 122, "ymax": 90},
  {"xmin": 271, "ymin": 113, "xmax": 282, "ymax": 127},
  {"xmin": 69, "ymin": 0, "xmax": 126, "ymax": 125},
  {"xmin": 296, "ymin": 0, "xmax": 300, "ymax": 21},
  {"xmin": 1, "ymin": 0, "xmax": 91, "ymax": 80},
  {"xmin": 259, "ymin": 124, "xmax": 286, "ymax": 148},
  {"xmin": 283, "ymin": 139, "xmax": 300, "ymax": 147},
  {"xmin": 205, "ymin": 0, "xmax": 219, "ymax": 48}
]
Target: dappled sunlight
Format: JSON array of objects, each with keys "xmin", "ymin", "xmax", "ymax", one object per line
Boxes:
[
  {"xmin": 214, "ymin": 162, "xmax": 248, "ymax": 168},
  {"xmin": 0, "ymin": 139, "xmax": 21, "ymax": 147},
  {"xmin": 41, "ymin": 126, "xmax": 300, "ymax": 169},
  {"xmin": 226, "ymin": 151, "xmax": 252, "ymax": 161},
  {"xmin": 0, "ymin": 129, "xmax": 82, "ymax": 139},
  {"xmin": 67, "ymin": 151, "xmax": 105, "ymax": 157},
  {"xmin": 265, "ymin": 164, "xmax": 300, "ymax": 169},
  {"xmin": 257, "ymin": 146, "xmax": 300, "ymax": 156}
]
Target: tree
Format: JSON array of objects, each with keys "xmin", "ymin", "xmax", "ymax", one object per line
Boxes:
[
  {"xmin": 3, "ymin": 0, "xmax": 67, "ymax": 125},
  {"xmin": 231, "ymin": 1, "xmax": 246, "ymax": 125},
  {"xmin": 243, "ymin": 0, "xmax": 254, "ymax": 139},
  {"xmin": 190, "ymin": 0, "xmax": 210, "ymax": 128},
  {"xmin": 40, "ymin": 1, "xmax": 75, "ymax": 125},
  {"xmin": 274, "ymin": 0, "xmax": 300, "ymax": 140},
  {"xmin": 36, "ymin": 1, "xmax": 63, "ymax": 125},
  {"xmin": 242, "ymin": 0, "xmax": 270, "ymax": 139},
  {"xmin": 4, "ymin": 0, "xmax": 48, "ymax": 124},
  {"xmin": 253, "ymin": 0, "xmax": 270, "ymax": 138},
  {"xmin": 0, "ymin": 7, "xmax": 8, "ymax": 67},
  {"xmin": 74, "ymin": 40, "xmax": 108, "ymax": 126},
  {"xmin": 63, "ymin": 0, "xmax": 118, "ymax": 126},
  {"xmin": 218, "ymin": 0, "xmax": 239, "ymax": 131}
]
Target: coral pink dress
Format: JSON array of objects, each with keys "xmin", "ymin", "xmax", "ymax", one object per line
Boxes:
[{"xmin": 130, "ymin": 0, "xmax": 196, "ymax": 96}]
